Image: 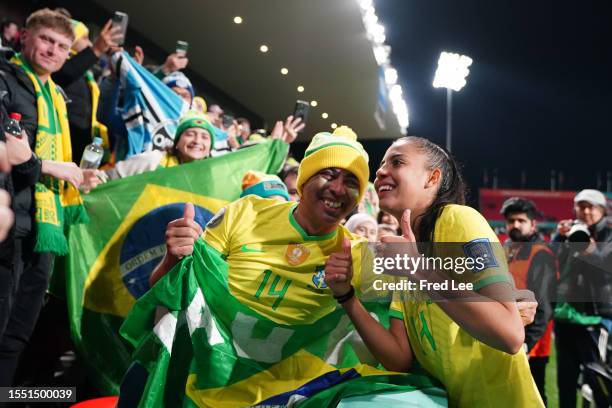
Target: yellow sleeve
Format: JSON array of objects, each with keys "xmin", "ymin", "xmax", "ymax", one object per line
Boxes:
[
  {"xmin": 350, "ymin": 236, "xmax": 368, "ymax": 289},
  {"xmin": 203, "ymin": 200, "xmax": 240, "ymax": 256},
  {"xmin": 348, "ymin": 234, "xmax": 405, "ymax": 320},
  {"xmin": 434, "ymin": 205, "xmax": 513, "ymax": 292},
  {"xmin": 349, "ymin": 234, "xmax": 383, "ymax": 301}
]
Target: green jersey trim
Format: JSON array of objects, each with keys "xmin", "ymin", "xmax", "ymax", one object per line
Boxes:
[
  {"xmin": 389, "ymin": 309, "xmax": 405, "ymax": 321},
  {"xmin": 288, "ymin": 205, "xmax": 337, "ymax": 241},
  {"xmin": 473, "ymin": 274, "xmax": 513, "ymax": 292}
]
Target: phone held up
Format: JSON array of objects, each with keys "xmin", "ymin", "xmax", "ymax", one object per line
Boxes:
[
  {"xmin": 176, "ymin": 41, "xmax": 189, "ymax": 57},
  {"xmin": 112, "ymin": 11, "xmax": 128, "ymax": 46},
  {"xmin": 293, "ymin": 100, "xmax": 309, "ymax": 132}
]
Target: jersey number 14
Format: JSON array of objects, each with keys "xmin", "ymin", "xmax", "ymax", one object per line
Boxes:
[{"xmin": 254, "ymin": 269, "xmax": 292, "ymax": 310}]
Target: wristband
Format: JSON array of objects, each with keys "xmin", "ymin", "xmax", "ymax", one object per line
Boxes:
[{"xmin": 333, "ymin": 286, "xmax": 355, "ymax": 304}]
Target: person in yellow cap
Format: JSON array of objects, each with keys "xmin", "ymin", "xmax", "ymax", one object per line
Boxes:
[
  {"xmin": 133, "ymin": 126, "xmax": 442, "ymax": 406},
  {"xmin": 123, "ymin": 129, "xmax": 537, "ymax": 406},
  {"xmin": 152, "ymin": 125, "xmax": 371, "ymax": 286}
]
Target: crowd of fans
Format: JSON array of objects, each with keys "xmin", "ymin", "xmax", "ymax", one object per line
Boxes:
[{"xmin": 0, "ymin": 7, "xmax": 609, "ymax": 407}]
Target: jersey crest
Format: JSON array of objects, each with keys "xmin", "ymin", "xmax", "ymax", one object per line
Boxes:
[
  {"xmin": 285, "ymin": 243, "xmax": 310, "ymax": 266},
  {"xmin": 312, "ymin": 265, "xmax": 328, "ymax": 289}
]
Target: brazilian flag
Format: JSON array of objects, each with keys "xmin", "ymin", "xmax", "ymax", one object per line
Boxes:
[
  {"xmin": 64, "ymin": 141, "xmax": 289, "ymax": 394},
  {"xmin": 121, "ymin": 239, "xmax": 447, "ymax": 407}
]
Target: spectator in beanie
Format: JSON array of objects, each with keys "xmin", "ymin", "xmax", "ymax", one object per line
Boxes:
[
  {"xmin": 345, "ymin": 213, "xmax": 378, "ymax": 243},
  {"xmin": 82, "ymin": 112, "xmax": 215, "ymax": 188},
  {"xmin": 162, "ymin": 71, "xmax": 194, "ymax": 106},
  {"xmin": 240, "ymin": 170, "xmax": 289, "ymax": 202}
]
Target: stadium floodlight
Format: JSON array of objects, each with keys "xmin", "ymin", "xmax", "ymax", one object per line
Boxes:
[
  {"xmin": 433, "ymin": 52, "xmax": 472, "ymax": 91},
  {"xmin": 358, "ymin": 0, "xmax": 374, "ymax": 12},
  {"xmin": 384, "ymin": 67, "xmax": 398, "ymax": 85},
  {"xmin": 373, "ymin": 44, "xmax": 390, "ymax": 66},
  {"xmin": 355, "ymin": 0, "xmax": 409, "ymax": 133},
  {"xmin": 432, "ymin": 51, "xmax": 473, "ymax": 152},
  {"xmin": 389, "ymin": 84, "xmax": 409, "ymax": 130}
]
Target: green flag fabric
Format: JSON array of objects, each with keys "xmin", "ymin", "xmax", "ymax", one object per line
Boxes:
[
  {"xmin": 120, "ymin": 239, "xmax": 445, "ymax": 407},
  {"xmin": 64, "ymin": 141, "xmax": 289, "ymax": 394}
]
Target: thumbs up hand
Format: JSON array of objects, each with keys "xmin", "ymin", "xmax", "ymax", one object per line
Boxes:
[
  {"xmin": 324, "ymin": 237, "xmax": 354, "ymax": 297},
  {"xmin": 165, "ymin": 202, "xmax": 203, "ymax": 262}
]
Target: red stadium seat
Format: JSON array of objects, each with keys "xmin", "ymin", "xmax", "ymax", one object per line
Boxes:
[{"xmin": 70, "ymin": 396, "xmax": 118, "ymax": 408}]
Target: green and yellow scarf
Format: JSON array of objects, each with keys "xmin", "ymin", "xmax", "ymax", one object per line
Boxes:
[
  {"xmin": 82, "ymin": 68, "xmax": 110, "ymax": 160},
  {"xmin": 11, "ymin": 54, "xmax": 88, "ymax": 255}
]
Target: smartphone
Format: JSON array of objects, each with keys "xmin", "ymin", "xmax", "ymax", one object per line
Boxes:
[
  {"xmin": 176, "ymin": 40, "xmax": 189, "ymax": 57},
  {"xmin": 293, "ymin": 100, "xmax": 309, "ymax": 131},
  {"xmin": 112, "ymin": 11, "xmax": 128, "ymax": 46}
]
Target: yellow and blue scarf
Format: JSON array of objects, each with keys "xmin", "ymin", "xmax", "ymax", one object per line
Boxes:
[{"xmin": 11, "ymin": 54, "xmax": 88, "ymax": 255}]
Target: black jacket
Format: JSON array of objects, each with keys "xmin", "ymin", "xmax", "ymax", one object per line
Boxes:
[
  {"xmin": 54, "ymin": 47, "xmax": 99, "ymax": 163},
  {"xmin": 0, "ymin": 53, "xmax": 43, "ymax": 240},
  {"xmin": 553, "ymin": 217, "xmax": 612, "ymax": 319}
]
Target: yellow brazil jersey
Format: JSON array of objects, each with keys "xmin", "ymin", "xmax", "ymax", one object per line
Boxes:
[
  {"xmin": 392, "ymin": 204, "xmax": 543, "ymax": 408},
  {"xmin": 203, "ymin": 195, "xmax": 369, "ymax": 325}
]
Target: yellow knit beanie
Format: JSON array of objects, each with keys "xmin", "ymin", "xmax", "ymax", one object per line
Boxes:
[{"xmin": 296, "ymin": 126, "xmax": 369, "ymax": 202}]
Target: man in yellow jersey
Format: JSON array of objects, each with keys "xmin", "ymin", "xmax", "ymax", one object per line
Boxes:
[
  {"xmin": 127, "ymin": 129, "xmax": 536, "ymax": 407},
  {"xmin": 150, "ymin": 126, "xmax": 371, "ymax": 305},
  {"xmin": 120, "ymin": 127, "xmax": 444, "ymax": 407}
]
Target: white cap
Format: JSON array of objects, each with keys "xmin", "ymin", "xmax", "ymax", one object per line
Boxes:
[
  {"xmin": 574, "ymin": 189, "xmax": 607, "ymax": 208},
  {"xmin": 344, "ymin": 213, "xmax": 377, "ymax": 234}
]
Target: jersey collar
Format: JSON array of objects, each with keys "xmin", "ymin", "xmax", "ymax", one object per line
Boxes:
[{"xmin": 289, "ymin": 204, "xmax": 338, "ymax": 241}]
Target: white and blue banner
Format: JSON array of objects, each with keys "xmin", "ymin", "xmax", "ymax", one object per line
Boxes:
[{"xmin": 112, "ymin": 52, "xmax": 188, "ymax": 157}]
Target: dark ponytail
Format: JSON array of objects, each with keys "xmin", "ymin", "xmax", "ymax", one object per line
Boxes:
[{"xmin": 395, "ymin": 137, "xmax": 467, "ymax": 242}]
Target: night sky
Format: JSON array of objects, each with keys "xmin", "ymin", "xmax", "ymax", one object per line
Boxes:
[{"xmin": 372, "ymin": 0, "xmax": 611, "ymax": 196}]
